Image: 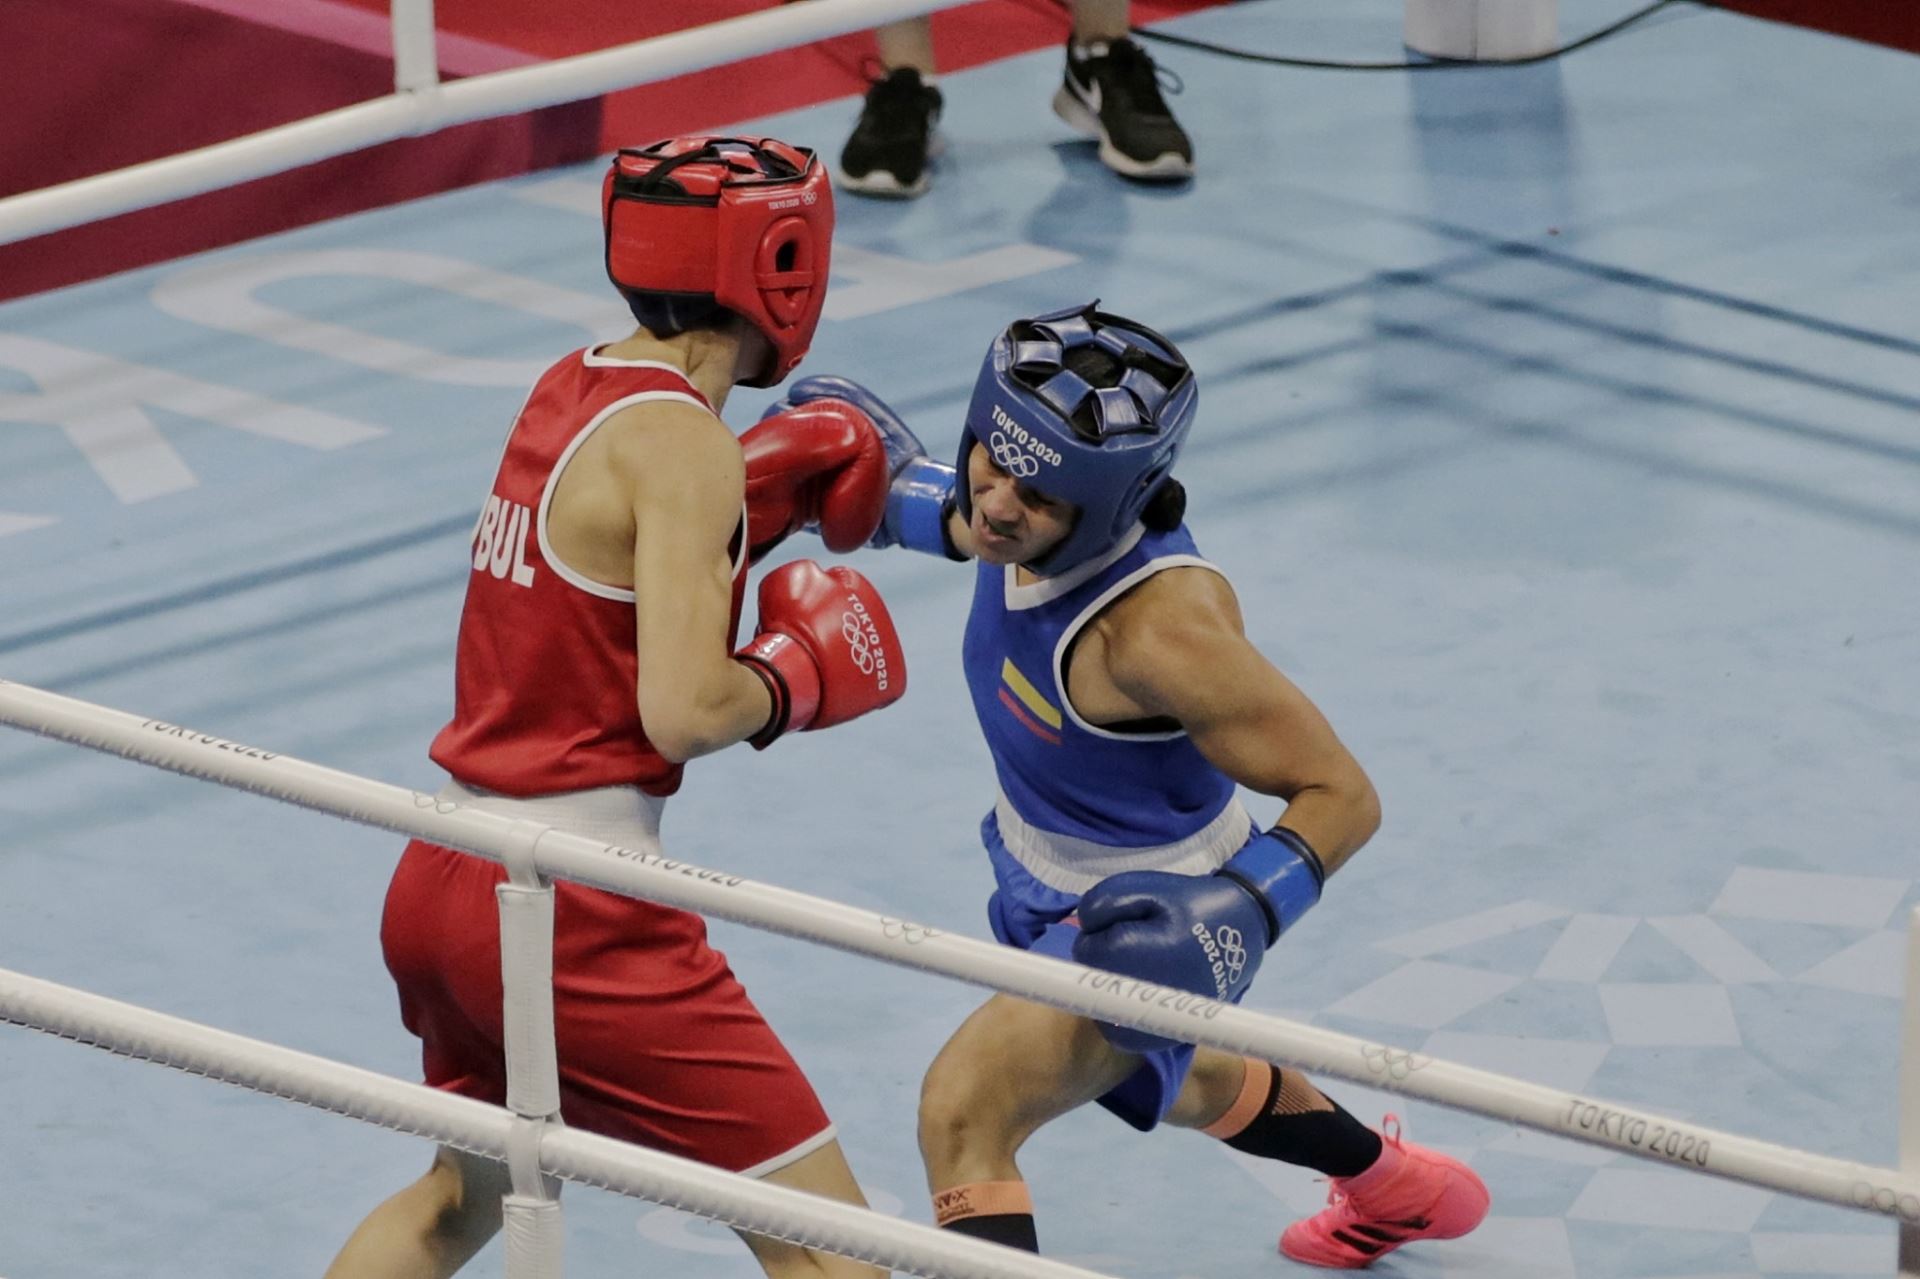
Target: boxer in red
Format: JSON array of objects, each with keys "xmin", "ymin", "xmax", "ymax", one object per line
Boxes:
[{"xmin": 326, "ymin": 137, "xmax": 903, "ymax": 1279}]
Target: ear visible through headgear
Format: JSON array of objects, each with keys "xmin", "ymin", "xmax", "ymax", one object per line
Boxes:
[{"xmin": 755, "ymin": 218, "xmax": 817, "ymax": 328}]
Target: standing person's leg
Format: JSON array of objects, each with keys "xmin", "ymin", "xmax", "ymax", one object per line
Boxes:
[
  {"xmin": 1067, "ymin": 0, "xmax": 1129, "ymax": 42},
  {"xmin": 839, "ymin": 18, "xmax": 945, "ymax": 198},
  {"xmin": 1165, "ymin": 1049, "xmax": 1491, "ymax": 1269},
  {"xmin": 1164, "ymin": 1050, "xmax": 1385, "ymax": 1173},
  {"xmin": 321, "ymin": 1135, "xmax": 886, "ymax": 1279},
  {"xmin": 334, "ymin": 834, "xmax": 888, "ymax": 1279},
  {"xmin": 323, "ymin": 1148, "xmax": 511, "ymax": 1279},
  {"xmin": 1053, "ymin": 0, "xmax": 1195, "ymax": 180},
  {"xmin": 737, "ymin": 1140, "xmax": 887, "ymax": 1278},
  {"xmin": 918, "ymin": 995, "xmax": 1142, "ymax": 1251},
  {"xmin": 917, "ymin": 819, "xmax": 1205, "ymax": 1252},
  {"xmin": 324, "ymin": 838, "xmax": 512, "ymax": 1277},
  {"xmin": 550, "ymin": 881, "xmax": 888, "ymax": 1277},
  {"xmin": 875, "ymin": 16, "xmax": 937, "ymax": 74}
]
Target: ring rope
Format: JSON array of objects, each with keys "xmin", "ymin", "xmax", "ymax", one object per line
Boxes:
[
  {"xmin": 0, "ymin": 0, "xmax": 971, "ymax": 248},
  {"xmin": 1, "ymin": 676, "xmax": 1915, "ymax": 1226},
  {"xmin": 0, "ymin": 965, "xmax": 1110, "ymax": 1279}
]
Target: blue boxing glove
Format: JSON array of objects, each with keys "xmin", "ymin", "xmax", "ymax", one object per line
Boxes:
[
  {"xmin": 1071, "ymin": 828, "xmax": 1326, "ymax": 1053},
  {"xmin": 766, "ymin": 376, "xmax": 961, "ymax": 558}
]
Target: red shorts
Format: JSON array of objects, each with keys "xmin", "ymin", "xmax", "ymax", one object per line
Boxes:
[{"xmin": 381, "ymin": 838, "xmax": 833, "ymax": 1174}]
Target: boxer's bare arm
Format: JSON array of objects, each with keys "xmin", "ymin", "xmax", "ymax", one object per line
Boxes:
[
  {"xmin": 606, "ymin": 401, "xmax": 772, "ymax": 762},
  {"xmin": 1082, "ymin": 567, "xmax": 1380, "ymax": 874}
]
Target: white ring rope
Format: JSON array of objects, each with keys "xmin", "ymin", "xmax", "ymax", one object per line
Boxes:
[
  {"xmin": 0, "ymin": 0, "xmax": 971, "ymax": 248},
  {"xmin": 2, "ymin": 676, "xmax": 1916, "ymax": 1229},
  {"xmin": 0, "ymin": 966, "xmax": 1108, "ymax": 1279}
]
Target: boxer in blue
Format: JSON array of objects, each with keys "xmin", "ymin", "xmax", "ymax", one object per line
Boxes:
[{"xmin": 769, "ymin": 303, "xmax": 1490, "ymax": 1268}]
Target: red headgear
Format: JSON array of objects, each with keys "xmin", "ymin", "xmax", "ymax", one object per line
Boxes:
[{"xmin": 602, "ymin": 136, "xmax": 833, "ymax": 388}]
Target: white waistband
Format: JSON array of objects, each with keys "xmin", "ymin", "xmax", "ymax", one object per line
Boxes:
[
  {"xmin": 439, "ymin": 779, "xmax": 665, "ymax": 848},
  {"xmin": 993, "ymin": 791, "xmax": 1254, "ymax": 895}
]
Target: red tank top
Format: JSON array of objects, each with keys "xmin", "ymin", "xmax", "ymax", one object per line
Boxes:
[{"xmin": 430, "ymin": 349, "xmax": 747, "ymax": 797}]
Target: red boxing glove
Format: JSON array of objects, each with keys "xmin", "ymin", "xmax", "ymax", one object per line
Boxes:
[
  {"xmin": 734, "ymin": 561, "xmax": 906, "ymax": 748},
  {"xmin": 741, "ymin": 401, "xmax": 889, "ymax": 562}
]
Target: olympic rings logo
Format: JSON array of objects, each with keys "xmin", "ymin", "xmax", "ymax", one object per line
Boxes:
[
  {"xmin": 1851, "ymin": 1181, "xmax": 1920, "ymax": 1222},
  {"xmin": 1214, "ymin": 925, "xmax": 1248, "ymax": 984},
  {"xmin": 1360, "ymin": 1045, "xmax": 1429, "ymax": 1082},
  {"xmin": 838, "ymin": 600, "xmax": 891, "ymax": 690},
  {"xmin": 881, "ymin": 917, "xmax": 941, "ymax": 945},
  {"xmin": 988, "ymin": 430, "xmax": 1041, "ymax": 479},
  {"xmin": 840, "ymin": 611, "xmax": 875, "ymax": 675}
]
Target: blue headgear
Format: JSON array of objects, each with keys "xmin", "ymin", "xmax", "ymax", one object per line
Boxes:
[{"xmin": 955, "ymin": 302, "xmax": 1197, "ymax": 575}]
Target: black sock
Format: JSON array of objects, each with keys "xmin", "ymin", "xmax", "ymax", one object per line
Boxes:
[
  {"xmin": 941, "ymin": 1213, "xmax": 1039, "ymax": 1252},
  {"xmin": 1222, "ymin": 1064, "xmax": 1384, "ymax": 1178}
]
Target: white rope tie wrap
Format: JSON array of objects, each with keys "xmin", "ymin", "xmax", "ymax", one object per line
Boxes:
[
  {"xmin": 1, "ymin": 677, "xmax": 1917, "ymax": 1239},
  {"xmin": 502, "ymin": 1194, "xmax": 565, "ymax": 1279},
  {"xmin": 497, "ymin": 880, "xmax": 561, "ymax": 1122},
  {"xmin": 496, "ymin": 814, "xmax": 563, "ymax": 1266}
]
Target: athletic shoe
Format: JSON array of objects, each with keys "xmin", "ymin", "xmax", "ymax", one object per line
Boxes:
[
  {"xmin": 1051, "ymin": 36, "xmax": 1193, "ymax": 181},
  {"xmin": 1279, "ymin": 1116, "xmax": 1491, "ymax": 1268},
  {"xmin": 838, "ymin": 67, "xmax": 943, "ymax": 198}
]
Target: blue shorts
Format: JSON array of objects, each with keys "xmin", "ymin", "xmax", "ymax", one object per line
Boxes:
[{"xmin": 981, "ymin": 810, "xmax": 1255, "ymax": 1132}]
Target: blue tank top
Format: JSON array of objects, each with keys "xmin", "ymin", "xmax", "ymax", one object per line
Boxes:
[{"xmin": 962, "ymin": 522, "xmax": 1242, "ymax": 866}]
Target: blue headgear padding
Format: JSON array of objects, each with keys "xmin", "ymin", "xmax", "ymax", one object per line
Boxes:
[{"xmin": 955, "ymin": 302, "xmax": 1198, "ymax": 574}]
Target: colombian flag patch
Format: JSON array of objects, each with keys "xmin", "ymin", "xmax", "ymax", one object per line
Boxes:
[{"xmin": 998, "ymin": 658, "xmax": 1062, "ymax": 745}]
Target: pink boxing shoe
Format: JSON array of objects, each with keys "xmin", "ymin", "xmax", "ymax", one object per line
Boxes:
[{"xmin": 1280, "ymin": 1116, "xmax": 1490, "ymax": 1269}]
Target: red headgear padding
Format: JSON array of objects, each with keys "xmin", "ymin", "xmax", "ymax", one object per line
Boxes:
[{"xmin": 602, "ymin": 137, "xmax": 833, "ymax": 388}]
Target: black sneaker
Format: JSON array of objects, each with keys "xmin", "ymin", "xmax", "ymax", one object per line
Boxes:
[
  {"xmin": 838, "ymin": 67, "xmax": 944, "ymax": 198},
  {"xmin": 1052, "ymin": 36, "xmax": 1193, "ymax": 181}
]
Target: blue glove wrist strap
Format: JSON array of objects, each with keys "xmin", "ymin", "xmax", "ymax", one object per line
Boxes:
[
  {"xmin": 890, "ymin": 457, "xmax": 961, "ymax": 559},
  {"xmin": 1216, "ymin": 827, "xmax": 1325, "ymax": 947}
]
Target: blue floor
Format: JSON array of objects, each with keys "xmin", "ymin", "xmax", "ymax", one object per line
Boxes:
[{"xmin": 2, "ymin": 2, "xmax": 1917, "ymax": 1275}]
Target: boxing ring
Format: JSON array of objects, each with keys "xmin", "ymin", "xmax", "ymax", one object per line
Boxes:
[{"xmin": 4, "ymin": 0, "xmax": 1920, "ymax": 1275}]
